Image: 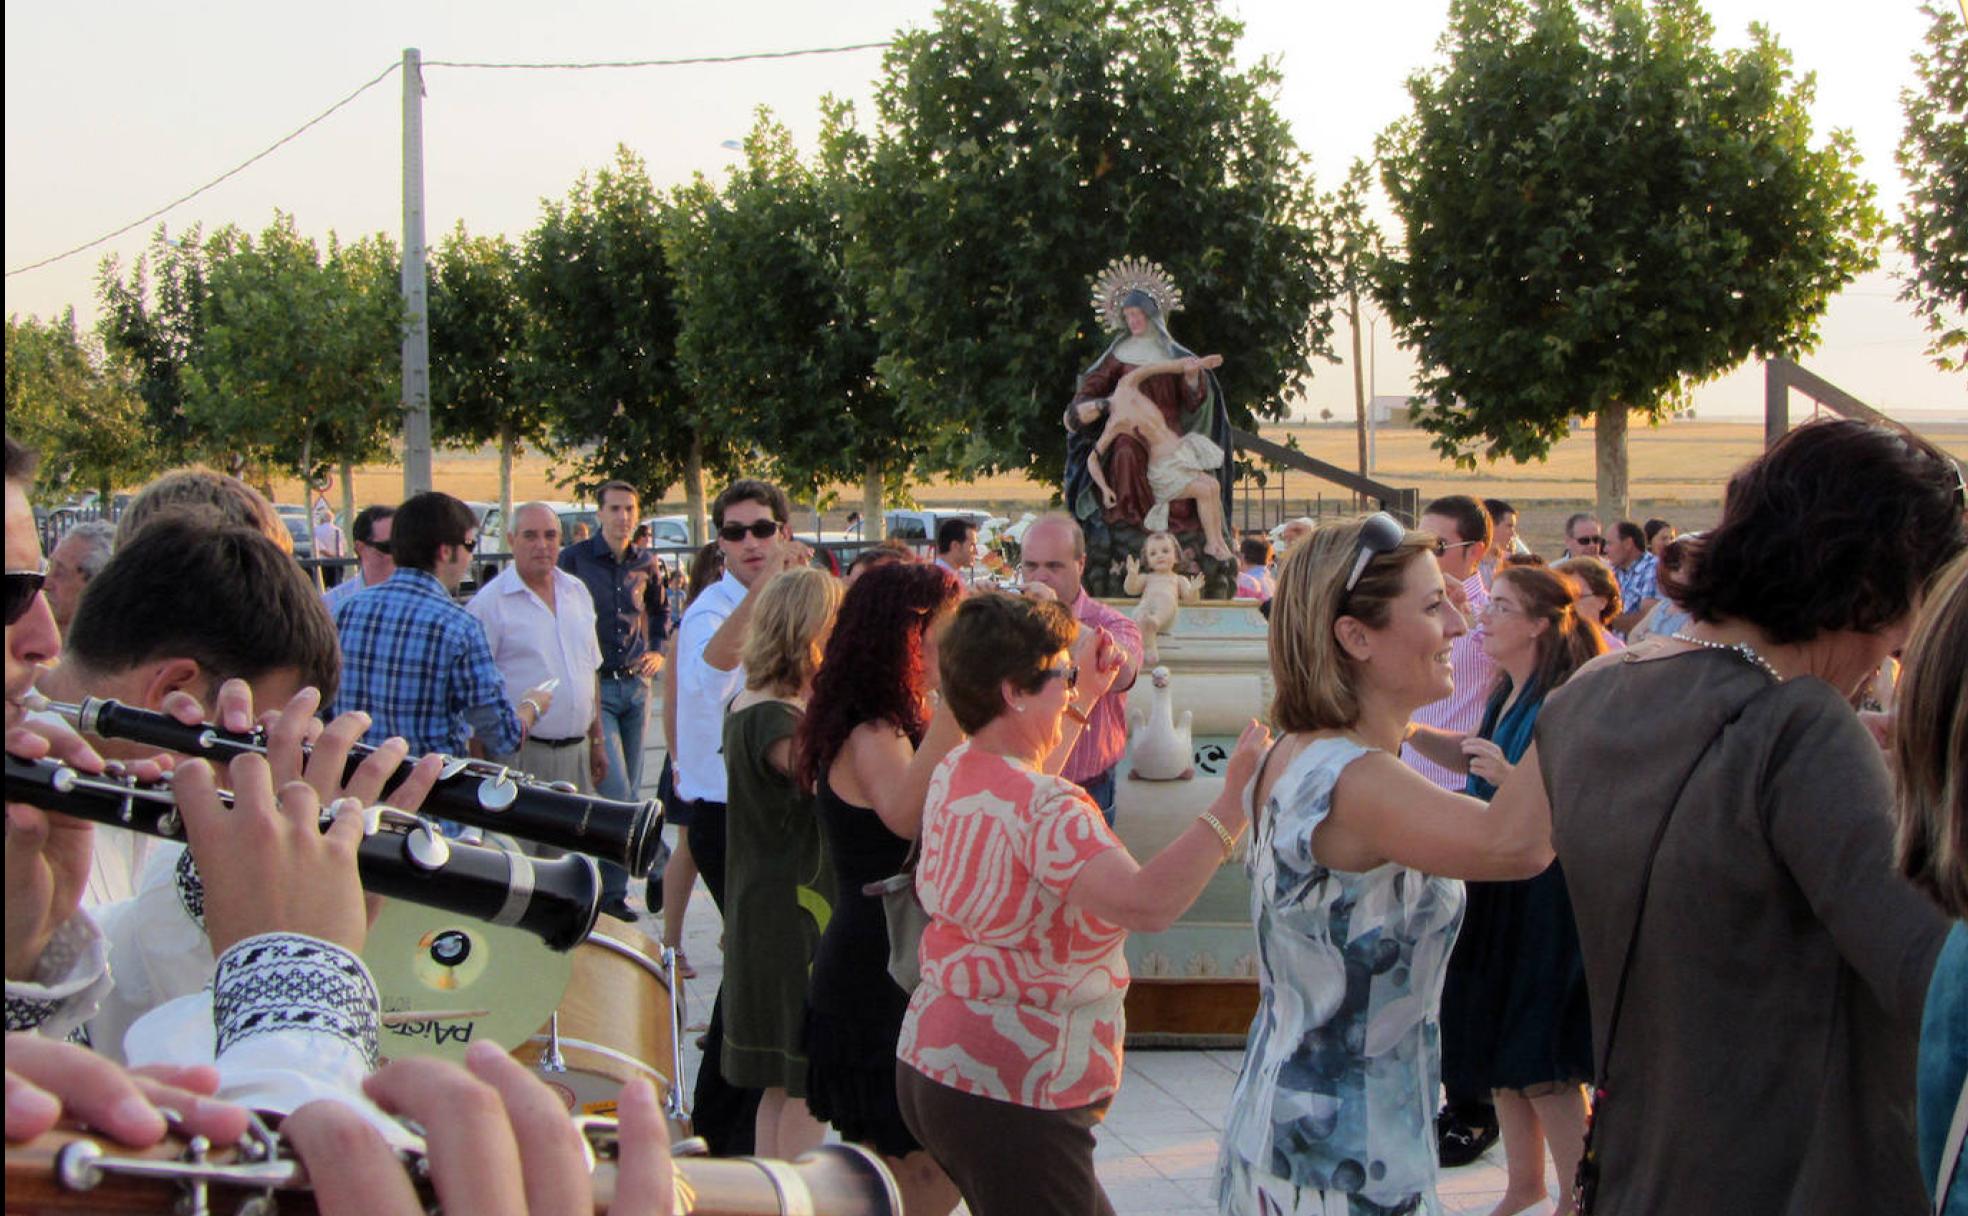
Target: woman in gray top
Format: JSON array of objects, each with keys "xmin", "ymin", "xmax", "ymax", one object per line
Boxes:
[{"xmin": 1516, "ymin": 420, "xmax": 1966, "ymax": 1214}]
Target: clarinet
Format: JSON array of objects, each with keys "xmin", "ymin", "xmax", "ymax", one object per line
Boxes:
[
  {"xmin": 4, "ymin": 754, "xmax": 600, "ymax": 952},
  {"xmin": 30, "ymin": 695, "xmax": 662, "ymax": 877},
  {"xmin": 6, "ymin": 1125, "xmax": 903, "ymax": 1216}
]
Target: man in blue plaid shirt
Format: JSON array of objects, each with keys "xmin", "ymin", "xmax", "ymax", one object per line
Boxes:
[{"xmin": 331, "ymin": 492, "xmax": 553, "ymax": 757}]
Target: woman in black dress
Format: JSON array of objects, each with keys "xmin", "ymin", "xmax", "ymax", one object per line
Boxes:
[
  {"xmin": 794, "ymin": 562, "xmax": 965, "ymax": 1215},
  {"xmin": 1408, "ymin": 565, "xmax": 1606, "ymax": 1215}
]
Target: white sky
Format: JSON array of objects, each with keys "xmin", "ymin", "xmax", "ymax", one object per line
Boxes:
[{"xmin": 5, "ymin": 0, "xmax": 1961, "ymax": 421}]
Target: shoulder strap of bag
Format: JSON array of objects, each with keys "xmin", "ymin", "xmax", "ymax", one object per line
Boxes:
[{"xmin": 1937, "ymin": 1070, "xmax": 1968, "ymax": 1212}]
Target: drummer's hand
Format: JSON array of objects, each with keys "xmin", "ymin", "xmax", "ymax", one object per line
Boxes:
[
  {"xmin": 282, "ymin": 1043, "xmax": 675, "ymax": 1216},
  {"xmin": 5, "ymin": 1034, "xmax": 249, "ymax": 1146},
  {"xmin": 174, "ymin": 755, "xmax": 368, "ymax": 955}
]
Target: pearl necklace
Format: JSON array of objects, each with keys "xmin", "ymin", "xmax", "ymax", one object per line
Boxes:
[{"xmin": 1669, "ymin": 631, "xmax": 1784, "ymax": 683}]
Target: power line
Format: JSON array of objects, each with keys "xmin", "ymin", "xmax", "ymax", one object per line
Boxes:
[
  {"xmin": 4, "ymin": 61, "xmax": 402, "ymax": 279},
  {"xmin": 422, "ymin": 42, "xmax": 890, "ymax": 70},
  {"xmin": 5, "ymin": 40, "xmax": 895, "ymax": 282}
]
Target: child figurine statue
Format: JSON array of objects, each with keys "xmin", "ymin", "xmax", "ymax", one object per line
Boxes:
[{"xmin": 1124, "ymin": 530, "xmax": 1204, "ymax": 664}]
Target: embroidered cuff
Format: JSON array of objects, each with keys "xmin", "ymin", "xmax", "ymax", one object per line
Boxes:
[
  {"xmin": 5, "ymin": 912, "xmax": 109, "ymax": 1035},
  {"xmin": 175, "ymin": 849, "xmax": 206, "ymax": 931},
  {"xmin": 212, "ymin": 934, "xmax": 380, "ymax": 1071}
]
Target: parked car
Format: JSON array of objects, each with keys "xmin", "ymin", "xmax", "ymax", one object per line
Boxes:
[
  {"xmin": 273, "ymin": 505, "xmax": 315, "ymax": 560},
  {"xmin": 639, "ymin": 514, "xmax": 694, "ymax": 550},
  {"xmin": 882, "ymin": 508, "xmax": 993, "ymax": 549}
]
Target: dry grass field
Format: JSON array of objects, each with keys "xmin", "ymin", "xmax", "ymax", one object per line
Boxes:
[{"xmin": 271, "ymin": 418, "xmax": 1968, "ymax": 558}]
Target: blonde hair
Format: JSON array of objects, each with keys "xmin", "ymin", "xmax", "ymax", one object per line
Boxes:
[
  {"xmin": 1268, "ymin": 515, "xmax": 1437, "ymax": 733},
  {"xmin": 117, "ymin": 466, "xmax": 291, "ymax": 554},
  {"xmin": 742, "ymin": 567, "xmax": 842, "ymax": 696},
  {"xmin": 1894, "ymin": 550, "xmax": 1968, "ymax": 919}
]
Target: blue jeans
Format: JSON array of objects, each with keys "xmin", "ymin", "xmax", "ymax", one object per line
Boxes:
[
  {"xmin": 1076, "ymin": 766, "xmax": 1117, "ymax": 828},
  {"xmin": 597, "ymin": 675, "xmax": 650, "ymax": 897}
]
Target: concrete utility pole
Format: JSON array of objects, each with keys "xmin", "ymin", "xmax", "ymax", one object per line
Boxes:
[{"xmin": 400, "ymin": 47, "xmax": 433, "ymax": 495}]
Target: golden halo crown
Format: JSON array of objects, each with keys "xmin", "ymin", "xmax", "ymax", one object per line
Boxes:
[{"xmin": 1090, "ymin": 257, "xmax": 1183, "ymax": 333}]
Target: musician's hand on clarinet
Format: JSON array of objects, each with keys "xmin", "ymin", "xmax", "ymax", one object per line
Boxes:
[
  {"xmin": 174, "ymin": 755, "xmax": 369, "ymax": 955},
  {"xmin": 282, "ymin": 1042, "xmax": 676, "ymax": 1216},
  {"xmin": 269, "ymin": 687, "xmax": 445, "ymax": 816},
  {"xmin": 4, "ymin": 1034, "xmax": 249, "ymax": 1147}
]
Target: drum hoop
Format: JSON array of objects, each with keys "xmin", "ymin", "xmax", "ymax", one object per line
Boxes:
[
  {"xmin": 525, "ymin": 1035, "xmax": 675, "ymax": 1089},
  {"xmin": 583, "ymin": 932, "xmax": 671, "ymax": 982}
]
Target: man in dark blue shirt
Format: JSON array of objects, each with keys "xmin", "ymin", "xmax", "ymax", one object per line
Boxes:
[{"xmin": 558, "ymin": 479, "xmax": 665, "ymax": 918}]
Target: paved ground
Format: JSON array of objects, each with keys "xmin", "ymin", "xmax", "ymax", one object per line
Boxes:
[{"xmin": 619, "ymin": 736, "xmax": 1548, "ymax": 1215}]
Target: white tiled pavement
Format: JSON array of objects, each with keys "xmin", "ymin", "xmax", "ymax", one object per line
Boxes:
[{"xmin": 620, "ymin": 728, "xmax": 1540, "ymax": 1215}]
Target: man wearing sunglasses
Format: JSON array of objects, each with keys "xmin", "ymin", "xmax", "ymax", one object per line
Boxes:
[
  {"xmin": 1562, "ymin": 512, "xmax": 1606, "ymax": 560},
  {"xmin": 331, "ymin": 491, "xmax": 550, "ymax": 763},
  {"xmin": 320, "ymin": 504, "xmax": 395, "ymax": 614}
]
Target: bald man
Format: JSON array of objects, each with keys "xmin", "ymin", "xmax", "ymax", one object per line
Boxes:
[{"xmin": 466, "ymin": 502, "xmax": 607, "ymax": 800}]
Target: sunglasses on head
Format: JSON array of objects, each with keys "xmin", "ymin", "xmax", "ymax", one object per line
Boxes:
[
  {"xmin": 1345, "ymin": 512, "xmax": 1409, "ymax": 593},
  {"xmin": 5, "ymin": 567, "xmax": 47, "ymax": 627},
  {"xmin": 1433, "ymin": 538, "xmax": 1478, "ymax": 557},
  {"xmin": 718, "ymin": 520, "xmax": 780, "ymax": 542}
]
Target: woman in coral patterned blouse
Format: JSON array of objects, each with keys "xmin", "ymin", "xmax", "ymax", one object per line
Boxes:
[{"xmin": 896, "ymin": 591, "xmax": 1267, "ymax": 1216}]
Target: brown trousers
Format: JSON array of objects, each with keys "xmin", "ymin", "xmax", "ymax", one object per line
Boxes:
[{"xmin": 895, "ymin": 1062, "xmax": 1115, "ymax": 1216}]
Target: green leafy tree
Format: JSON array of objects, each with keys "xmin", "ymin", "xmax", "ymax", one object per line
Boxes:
[
  {"xmin": 5, "ymin": 310, "xmax": 158, "ymax": 503},
  {"xmin": 1377, "ymin": 0, "xmax": 1882, "ymax": 521},
  {"xmin": 96, "ymin": 224, "xmax": 215, "ymax": 465},
  {"xmin": 666, "ymin": 107, "xmax": 924, "ymax": 528},
  {"xmin": 523, "ymin": 146, "xmax": 736, "ymax": 538},
  {"xmin": 1896, "ymin": 1, "xmax": 1967, "ymax": 372},
  {"xmin": 430, "ymin": 224, "xmax": 547, "ymax": 539},
  {"xmin": 184, "ymin": 213, "xmax": 402, "ymax": 494},
  {"xmin": 849, "ymin": 0, "xmax": 1335, "ymax": 489}
]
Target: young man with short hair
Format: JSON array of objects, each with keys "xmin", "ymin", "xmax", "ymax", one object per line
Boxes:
[
  {"xmin": 331, "ymin": 491, "xmax": 550, "ymax": 759},
  {"xmin": 1606, "ymin": 519, "xmax": 1660, "ymax": 636},
  {"xmin": 934, "ymin": 518, "xmax": 978, "ymax": 584},
  {"xmin": 321, "ymin": 505, "xmax": 395, "ymax": 613}
]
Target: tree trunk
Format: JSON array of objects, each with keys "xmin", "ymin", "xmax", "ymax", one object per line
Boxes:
[
  {"xmin": 339, "ymin": 460, "xmax": 354, "ymax": 531},
  {"xmin": 1594, "ymin": 402, "xmax": 1630, "ymax": 524},
  {"xmin": 683, "ymin": 433, "xmax": 706, "ymax": 547},
  {"xmin": 862, "ymin": 459, "xmax": 884, "ymax": 542},
  {"xmin": 497, "ymin": 431, "xmax": 515, "ymax": 543},
  {"xmin": 298, "ymin": 431, "xmax": 313, "ymax": 508},
  {"xmin": 1349, "ymin": 287, "xmax": 1368, "ymax": 510}
]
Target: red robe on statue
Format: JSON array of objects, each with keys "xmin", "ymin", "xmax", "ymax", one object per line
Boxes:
[{"xmin": 1071, "ymin": 353, "xmax": 1205, "ymax": 532}]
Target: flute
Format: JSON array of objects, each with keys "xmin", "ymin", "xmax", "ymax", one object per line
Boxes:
[
  {"xmin": 27, "ymin": 694, "xmax": 662, "ymax": 876},
  {"xmin": 5, "ymin": 1126, "xmax": 903, "ymax": 1216},
  {"xmin": 4, "ymin": 754, "xmax": 600, "ymax": 952}
]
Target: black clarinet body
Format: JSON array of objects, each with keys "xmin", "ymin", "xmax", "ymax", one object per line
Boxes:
[
  {"xmin": 4, "ymin": 754, "xmax": 601, "ymax": 951},
  {"xmin": 53, "ymin": 696, "xmax": 661, "ymax": 876}
]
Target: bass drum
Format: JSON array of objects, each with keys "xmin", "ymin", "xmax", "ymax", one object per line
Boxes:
[
  {"xmin": 364, "ymin": 898, "xmax": 574, "ymax": 1065},
  {"xmin": 513, "ymin": 915, "xmax": 684, "ymax": 1121}
]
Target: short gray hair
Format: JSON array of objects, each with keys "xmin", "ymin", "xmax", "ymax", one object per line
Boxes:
[{"xmin": 58, "ymin": 521, "xmax": 117, "ymax": 579}]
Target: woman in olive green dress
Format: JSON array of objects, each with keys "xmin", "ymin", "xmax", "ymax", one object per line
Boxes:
[{"xmin": 721, "ymin": 566, "xmax": 843, "ymax": 1158}]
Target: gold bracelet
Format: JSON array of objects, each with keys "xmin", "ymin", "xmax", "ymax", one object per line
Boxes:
[{"xmin": 1197, "ymin": 811, "xmax": 1238, "ymax": 861}]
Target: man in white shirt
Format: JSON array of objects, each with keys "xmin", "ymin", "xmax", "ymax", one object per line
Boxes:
[
  {"xmin": 313, "ymin": 506, "xmax": 348, "ymax": 588},
  {"xmin": 321, "ymin": 505, "xmax": 394, "ymax": 614},
  {"xmin": 467, "ymin": 502, "xmax": 606, "ymax": 796},
  {"xmin": 672, "ymin": 477, "xmax": 803, "ymax": 912},
  {"xmin": 933, "ymin": 517, "xmax": 978, "ymax": 585}
]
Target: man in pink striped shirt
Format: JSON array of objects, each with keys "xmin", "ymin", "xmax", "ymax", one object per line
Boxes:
[
  {"xmin": 1402, "ymin": 494, "xmax": 1499, "ymax": 1166},
  {"xmin": 1017, "ymin": 514, "xmax": 1143, "ymax": 825}
]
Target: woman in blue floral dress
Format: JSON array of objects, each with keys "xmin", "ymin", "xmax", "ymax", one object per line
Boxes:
[{"xmin": 1217, "ymin": 515, "xmax": 1559, "ymax": 1216}]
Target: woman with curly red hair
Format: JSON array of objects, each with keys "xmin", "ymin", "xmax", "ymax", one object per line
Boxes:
[{"xmin": 794, "ymin": 561, "xmax": 966, "ymax": 1215}]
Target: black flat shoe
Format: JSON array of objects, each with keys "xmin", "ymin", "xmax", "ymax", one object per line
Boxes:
[
  {"xmin": 600, "ymin": 897, "xmax": 639, "ymax": 922},
  {"xmin": 1437, "ymin": 1108, "xmax": 1499, "ymax": 1167}
]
